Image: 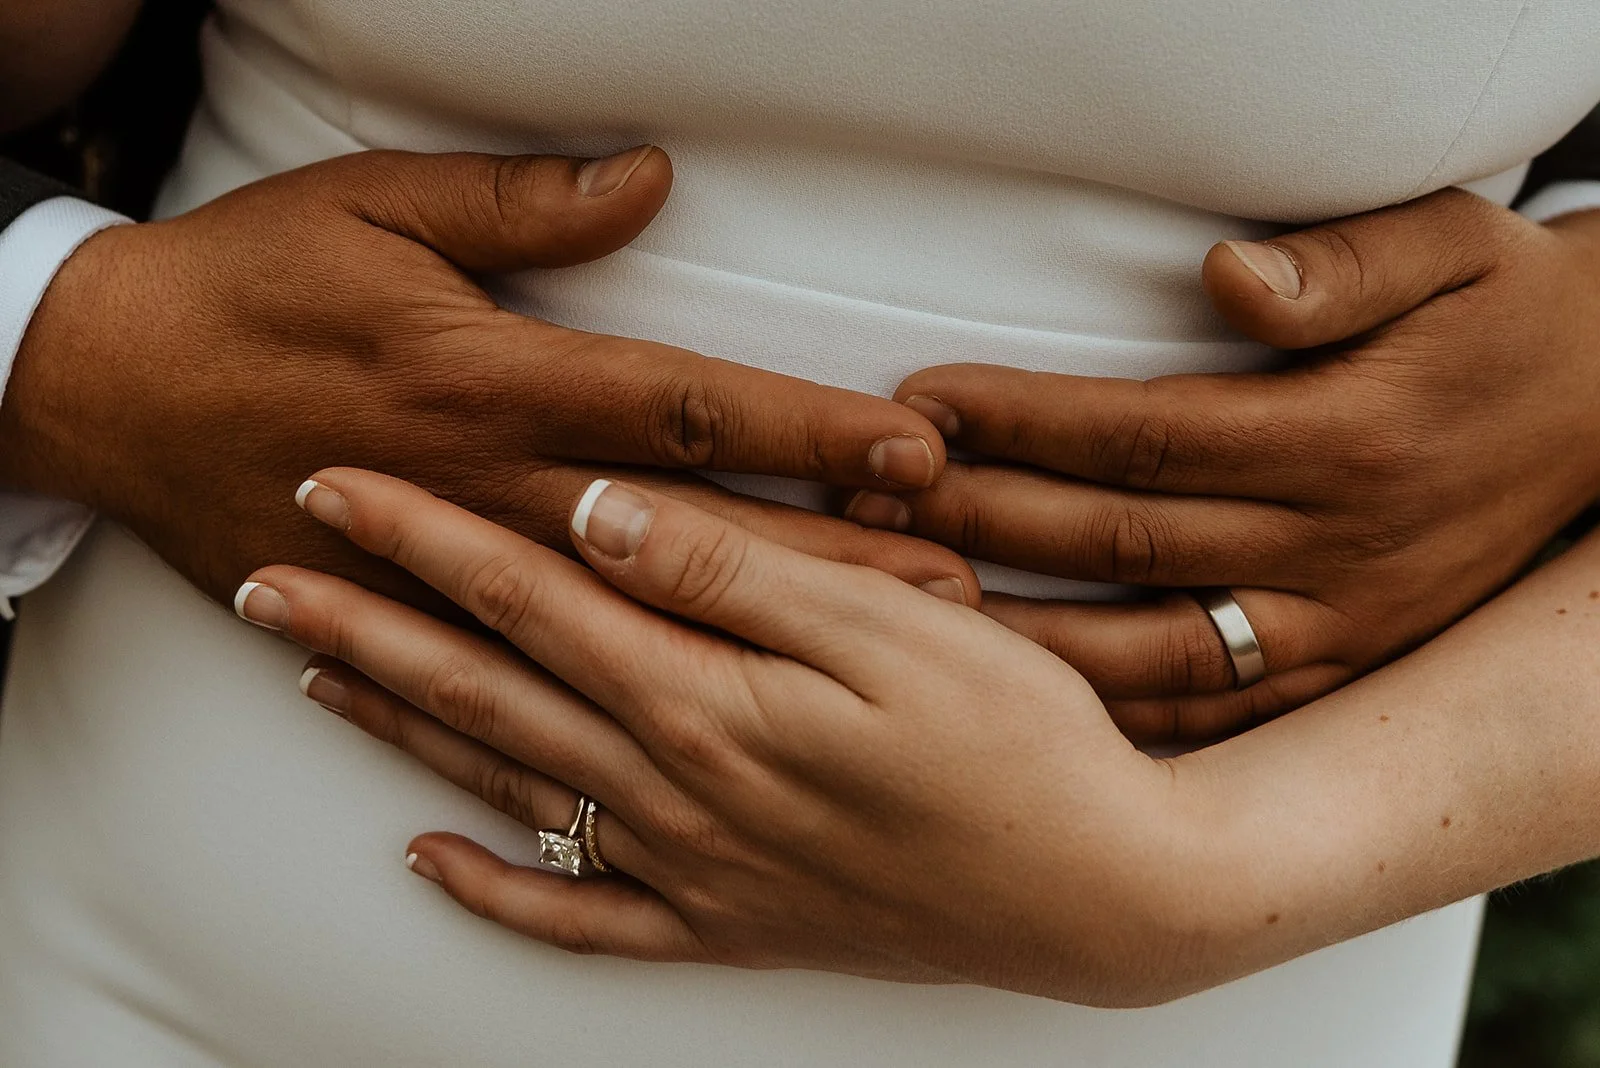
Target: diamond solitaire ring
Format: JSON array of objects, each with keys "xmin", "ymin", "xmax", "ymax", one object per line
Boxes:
[{"xmin": 535, "ymin": 795, "xmax": 602, "ymax": 878}]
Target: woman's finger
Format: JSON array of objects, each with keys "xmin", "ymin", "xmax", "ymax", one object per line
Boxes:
[
  {"xmin": 892, "ymin": 366, "xmax": 1344, "ymax": 500},
  {"xmin": 1105, "ymin": 661, "xmax": 1353, "ymax": 744},
  {"xmin": 298, "ymin": 656, "xmax": 657, "ymax": 877},
  {"xmin": 236, "ymin": 562, "xmax": 668, "ymax": 823},
  {"xmin": 982, "ymin": 589, "xmax": 1343, "ymax": 700},
  {"xmin": 404, "ymin": 833, "xmax": 710, "ymax": 964},
  {"xmin": 567, "ymin": 477, "xmax": 951, "ymax": 678},
  {"xmin": 472, "ymin": 461, "xmax": 979, "ymax": 606},
  {"xmin": 292, "ymin": 469, "xmax": 899, "ymax": 740},
  {"xmin": 663, "ymin": 478, "xmax": 979, "ymax": 606},
  {"xmin": 848, "ymin": 463, "xmax": 1316, "ymax": 588}
]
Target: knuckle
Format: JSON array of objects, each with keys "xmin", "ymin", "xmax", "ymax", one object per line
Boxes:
[
  {"xmin": 485, "ymin": 154, "xmax": 538, "ymax": 230},
  {"xmin": 421, "ymin": 652, "xmax": 503, "ymax": 741},
  {"xmin": 546, "ymin": 914, "xmax": 605, "ymax": 956},
  {"xmin": 648, "ymin": 800, "xmax": 728, "ymax": 860},
  {"xmin": 1318, "ymin": 225, "xmax": 1370, "ymax": 297},
  {"xmin": 1095, "ymin": 504, "xmax": 1173, "ymax": 585},
  {"xmin": 649, "ymin": 700, "xmax": 733, "ymax": 776},
  {"xmin": 1158, "ymin": 622, "xmax": 1236, "ymax": 692},
  {"xmin": 650, "ymin": 369, "xmax": 724, "ymax": 468},
  {"xmin": 474, "ymin": 760, "xmax": 540, "ymax": 827},
  {"xmin": 462, "ymin": 552, "xmax": 541, "ymax": 636},
  {"xmin": 667, "ymin": 524, "xmax": 749, "ymax": 615},
  {"xmin": 923, "ymin": 483, "xmax": 996, "ymax": 557},
  {"xmin": 1095, "ymin": 405, "xmax": 1177, "ymax": 490}
]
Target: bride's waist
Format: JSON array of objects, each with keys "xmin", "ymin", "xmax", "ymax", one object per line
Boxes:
[{"xmin": 164, "ymin": 16, "xmax": 1281, "ymax": 361}]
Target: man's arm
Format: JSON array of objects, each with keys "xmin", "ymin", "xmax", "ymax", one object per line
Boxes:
[
  {"xmin": 0, "ymin": 1, "xmax": 143, "ymax": 134},
  {"xmin": 0, "ymin": 159, "xmax": 126, "ymax": 617}
]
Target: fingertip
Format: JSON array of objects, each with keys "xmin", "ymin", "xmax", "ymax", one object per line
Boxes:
[
  {"xmin": 868, "ymin": 433, "xmax": 942, "ymax": 489},
  {"xmin": 404, "ymin": 831, "xmax": 491, "ymax": 883},
  {"xmin": 1201, "ymin": 241, "xmax": 1317, "ymax": 348},
  {"xmin": 901, "ymin": 395, "xmax": 961, "ymax": 438},
  {"xmin": 405, "ymin": 848, "xmax": 444, "ymax": 885}
]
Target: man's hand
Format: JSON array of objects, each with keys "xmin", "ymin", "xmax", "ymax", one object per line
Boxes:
[
  {"xmin": 0, "ymin": 147, "xmax": 976, "ymax": 610},
  {"xmin": 846, "ymin": 189, "xmax": 1600, "ymax": 739}
]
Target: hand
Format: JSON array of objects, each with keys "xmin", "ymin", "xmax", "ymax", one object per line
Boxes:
[
  {"xmin": 0, "ymin": 147, "xmax": 976, "ymax": 610},
  {"xmin": 847, "ymin": 189, "xmax": 1600, "ymax": 739},
  {"xmin": 236, "ymin": 469, "xmax": 1219, "ymax": 1007}
]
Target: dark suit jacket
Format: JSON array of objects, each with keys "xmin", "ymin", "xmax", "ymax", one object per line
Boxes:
[{"xmin": 0, "ymin": 159, "xmax": 72, "ymax": 231}]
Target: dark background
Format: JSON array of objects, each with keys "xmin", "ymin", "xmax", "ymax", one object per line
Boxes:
[{"xmin": 4, "ymin": 5, "xmax": 1600, "ymax": 1063}]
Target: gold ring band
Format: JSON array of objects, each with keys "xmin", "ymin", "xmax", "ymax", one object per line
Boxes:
[{"xmin": 581, "ymin": 798, "xmax": 613, "ymax": 873}]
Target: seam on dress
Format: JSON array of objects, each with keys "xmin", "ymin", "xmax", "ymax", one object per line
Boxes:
[
  {"xmin": 542, "ymin": 244, "xmax": 1245, "ymax": 349},
  {"xmin": 1403, "ymin": 1, "xmax": 1531, "ymax": 201}
]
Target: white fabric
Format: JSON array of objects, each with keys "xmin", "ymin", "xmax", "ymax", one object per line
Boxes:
[
  {"xmin": 0, "ymin": 196, "xmax": 123, "ymax": 618},
  {"xmin": 1521, "ymin": 179, "xmax": 1600, "ymax": 223},
  {"xmin": 3, "ymin": 2, "xmax": 1599, "ymax": 1065}
]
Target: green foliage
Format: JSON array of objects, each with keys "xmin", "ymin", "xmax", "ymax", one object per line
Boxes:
[{"xmin": 1464, "ymin": 860, "xmax": 1600, "ymax": 1067}]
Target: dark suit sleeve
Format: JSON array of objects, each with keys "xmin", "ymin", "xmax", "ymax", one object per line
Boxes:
[
  {"xmin": 0, "ymin": 159, "xmax": 77, "ymax": 231},
  {"xmin": 1521, "ymin": 105, "xmax": 1600, "ymax": 204}
]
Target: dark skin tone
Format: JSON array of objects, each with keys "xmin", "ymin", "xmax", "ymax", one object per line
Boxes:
[
  {"xmin": 851, "ymin": 192, "xmax": 1600, "ymax": 740},
  {"xmin": 0, "ymin": 147, "xmax": 978, "ymax": 615}
]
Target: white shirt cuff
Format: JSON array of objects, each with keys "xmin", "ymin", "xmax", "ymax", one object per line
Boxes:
[
  {"xmin": 0, "ymin": 195, "xmax": 128, "ymax": 618},
  {"xmin": 1519, "ymin": 180, "xmax": 1600, "ymax": 223}
]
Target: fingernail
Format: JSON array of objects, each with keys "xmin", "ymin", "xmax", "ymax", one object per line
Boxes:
[
  {"xmin": 406, "ymin": 851, "xmax": 443, "ymax": 885},
  {"xmin": 845, "ymin": 490, "xmax": 911, "ymax": 532},
  {"xmin": 869, "ymin": 435, "xmax": 935, "ymax": 488},
  {"xmin": 295, "ymin": 479, "xmax": 350, "ymax": 531},
  {"xmin": 299, "ymin": 666, "xmax": 349, "ymax": 716},
  {"xmin": 1224, "ymin": 240, "xmax": 1302, "ymax": 299},
  {"xmin": 572, "ymin": 479, "xmax": 654, "ymax": 559},
  {"xmin": 918, "ymin": 577, "xmax": 967, "ymax": 604},
  {"xmin": 233, "ymin": 581, "xmax": 289, "ymax": 631},
  {"xmin": 902, "ymin": 395, "xmax": 960, "ymax": 437},
  {"xmin": 577, "ymin": 145, "xmax": 653, "ymax": 197}
]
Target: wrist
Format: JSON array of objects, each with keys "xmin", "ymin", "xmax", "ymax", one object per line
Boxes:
[{"xmin": 0, "ymin": 221, "xmax": 134, "ymax": 512}]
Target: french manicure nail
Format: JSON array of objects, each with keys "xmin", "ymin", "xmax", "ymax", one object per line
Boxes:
[
  {"xmin": 295, "ymin": 479, "xmax": 350, "ymax": 531},
  {"xmin": 572, "ymin": 479, "xmax": 655, "ymax": 559},
  {"xmin": 406, "ymin": 851, "xmax": 443, "ymax": 884},
  {"xmin": 902, "ymin": 395, "xmax": 960, "ymax": 437},
  {"xmin": 845, "ymin": 490, "xmax": 911, "ymax": 532},
  {"xmin": 1224, "ymin": 240, "xmax": 1302, "ymax": 299},
  {"xmin": 918, "ymin": 577, "xmax": 967, "ymax": 604},
  {"xmin": 576, "ymin": 146, "xmax": 653, "ymax": 197},
  {"xmin": 299, "ymin": 666, "xmax": 349, "ymax": 716},
  {"xmin": 869, "ymin": 435, "xmax": 935, "ymax": 488},
  {"xmin": 233, "ymin": 581, "xmax": 289, "ymax": 631}
]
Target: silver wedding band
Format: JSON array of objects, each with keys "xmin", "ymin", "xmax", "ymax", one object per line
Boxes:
[{"xmin": 1195, "ymin": 588, "xmax": 1266, "ymax": 690}]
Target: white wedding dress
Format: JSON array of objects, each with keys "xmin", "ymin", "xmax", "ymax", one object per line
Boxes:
[{"xmin": 3, "ymin": 2, "xmax": 1599, "ymax": 1064}]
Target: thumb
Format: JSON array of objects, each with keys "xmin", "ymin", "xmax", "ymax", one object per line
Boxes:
[
  {"xmin": 326, "ymin": 146, "xmax": 672, "ymax": 272},
  {"xmin": 1201, "ymin": 187, "xmax": 1527, "ymax": 350}
]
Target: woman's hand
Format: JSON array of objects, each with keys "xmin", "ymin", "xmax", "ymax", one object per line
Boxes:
[
  {"xmin": 236, "ymin": 469, "xmax": 1230, "ymax": 1007},
  {"xmin": 849, "ymin": 190, "xmax": 1600, "ymax": 739},
  {"xmin": 0, "ymin": 146, "xmax": 975, "ymax": 612}
]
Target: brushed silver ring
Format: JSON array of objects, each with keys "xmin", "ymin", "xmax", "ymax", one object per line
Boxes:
[{"xmin": 1195, "ymin": 588, "xmax": 1266, "ymax": 690}]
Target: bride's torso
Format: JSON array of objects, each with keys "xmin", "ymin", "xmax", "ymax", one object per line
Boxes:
[{"xmin": 2, "ymin": 2, "xmax": 1596, "ymax": 1064}]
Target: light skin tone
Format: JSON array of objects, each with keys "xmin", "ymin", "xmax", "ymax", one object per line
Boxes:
[
  {"xmin": 240, "ymin": 466, "xmax": 1600, "ymax": 1007},
  {"xmin": 850, "ymin": 192, "xmax": 1600, "ymax": 740},
  {"xmin": 2, "ymin": 0, "xmax": 1597, "ymax": 709},
  {"xmin": 10, "ymin": 4, "xmax": 1600, "ymax": 1003}
]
